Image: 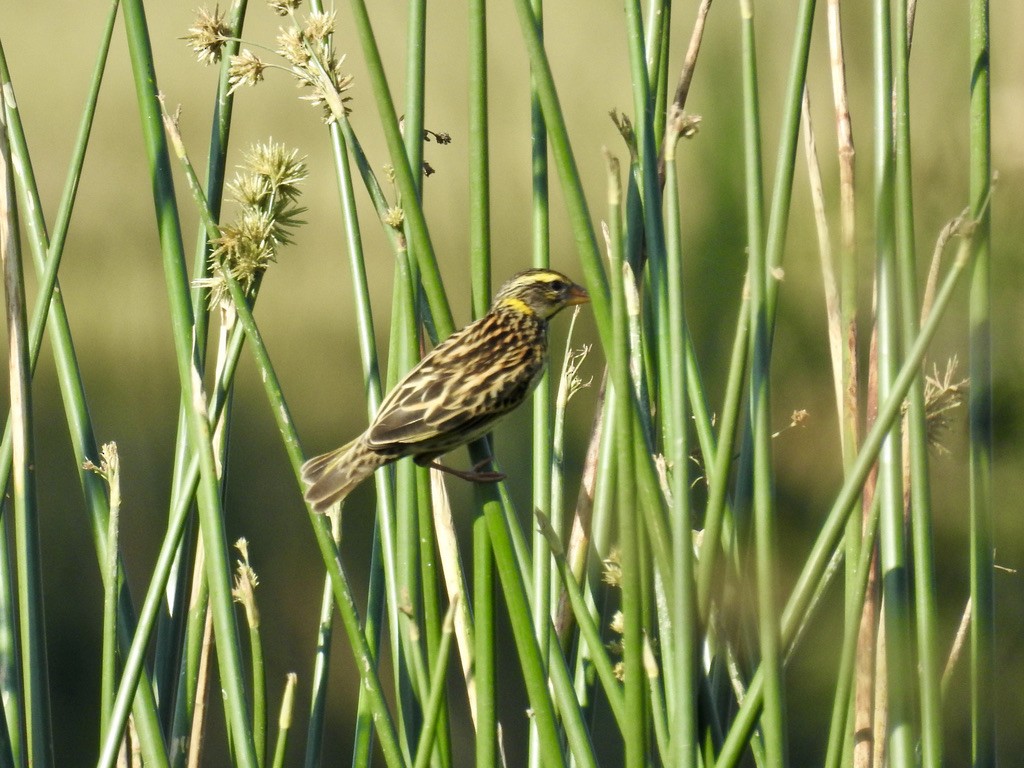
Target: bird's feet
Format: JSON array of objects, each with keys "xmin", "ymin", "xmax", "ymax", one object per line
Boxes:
[{"xmin": 424, "ymin": 458, "xmax": 506, "ymax": 484}]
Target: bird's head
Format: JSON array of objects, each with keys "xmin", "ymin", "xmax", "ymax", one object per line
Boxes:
[{"xmin": 492, "ymin": 269, "xmax": 590, "ymax": 320}]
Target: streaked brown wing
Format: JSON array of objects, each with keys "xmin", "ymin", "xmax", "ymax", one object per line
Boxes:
[{"xmin": 366, "ymin": 313, "xmax": 545, "ymax": 450}]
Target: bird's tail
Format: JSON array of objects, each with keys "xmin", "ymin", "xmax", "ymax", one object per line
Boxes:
[{"xmin": 301, "ymin": 439, "xmax": 390, "ymax": 514}]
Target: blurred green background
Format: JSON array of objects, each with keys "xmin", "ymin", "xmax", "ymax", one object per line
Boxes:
[{"xmin": 1, "ymin": 0, "xmax": 1022, "ymax": 763}]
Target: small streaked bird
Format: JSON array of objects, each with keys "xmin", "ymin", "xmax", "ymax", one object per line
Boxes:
[{"xmin": 302, "ymin": 269, "xmax": 589, "ymax": 514}]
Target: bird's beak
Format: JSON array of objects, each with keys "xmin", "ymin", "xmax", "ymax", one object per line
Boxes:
[{"xmin": 565, "ymin": 284, "xmax": 590, "ymax": 306}]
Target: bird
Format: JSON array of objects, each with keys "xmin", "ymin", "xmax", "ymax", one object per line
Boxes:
[{"xmin": 301, "ymin": 268, "xmax": 589, "ymax": 514}]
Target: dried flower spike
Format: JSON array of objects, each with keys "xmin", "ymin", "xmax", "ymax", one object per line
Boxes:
[
  {"xmin": 268, "ymin": 0, "xmax": 302, "ymax": 15},
  {"xmin": 184, "ymin": 6, "xmax": 231, "ymax": 65},
  {"xmin": 196, "ymin": 141, "xmax": 307, "ymax": 309},
  {"xmin": 227, "ymin": 50, "xmax": 267, "ymax": 94},
  {"xmin": 304, "ymin": 10, "xmax": 335, "ymax": 41}
]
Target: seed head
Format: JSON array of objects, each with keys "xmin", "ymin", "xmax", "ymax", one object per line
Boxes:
[{"xmin": 184, "ymin": 6, "xmax": 231, "ymax": 65}]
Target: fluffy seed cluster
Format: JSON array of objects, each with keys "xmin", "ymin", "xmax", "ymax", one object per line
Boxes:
[
  {"xmin": 186, "ymin": 3, "xmax": 354, "ymax": 123},
  {"xmin": 183, "ymin": 6, "xmax": 231, "ymax": 65},
  {"xmin": 195, "ymin": 142, "xmax": 307, "ymax": 308}
]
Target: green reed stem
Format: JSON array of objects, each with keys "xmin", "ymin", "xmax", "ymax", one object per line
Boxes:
[
  {"xmin": 542, "ymin": 516, "xmax": 626, "ymax": 727},
  {"xmin": 1, "ymin": 89, "xmax": 52, "ymax": 768},
  {"xmin": 403, "ymin": 0, "xmax": 426, "ymax": 200},
  {"xmin": 271, "ymin": 674, "xmax": 296, "ymax": 768},
  {"xmin": 2, "ymin": 7, "xmax": 168, "ymax": 763},
  {"xmin": 967, "ymin": 0, "xmax": 994, "ymax": 763},
  {"xmin": 872, "ymin": 0, "xmax": 915, "ymax": 760},
  {"xmin": 606, "ymin": 155, "xmax": 646, "ymax": 767},
  {"xmin": 714, "ymin": 231, "xmax": 978, "ymax": 767},
  {"xmin": 696, "ymin": 285, "xmax": 750, "ymax": 618},
  {"xmin": 892, "ymin": 0, "xmax": 941, "ymax": 762},
  {"xmin": 510, "ymin": 0, "xmax": 679, "ymax": 602},
  {"xmin": 0, "ymin": 522, "xmax": 19, "ymax": 766},
  {"xmin": 412, "ymin": 600, "xmax": 458, "ymax": 768},
  {"xmin": 526, "ymin": 0, "xmax": 553, "ymax": 762},
  {"xmin": 738, "ymin": 0, "xmax": 786, "ymax": 763},
  {"xmin": 164, "ymin": 125, "xmax": 406, "ymax": 766},
  {"xmin": 823, "ymin": 495, "xmax": 881, "ymax": 768},
  {"xmin": 158, "ymin": 0, "xmax": 248, "ymax": 715},
  {"xmin": 473, "ymin": 512, "xmax": 496, "ymax": 768},
  {"xmin": 391, "ymin": 248, "xmax": 424, "ymax": 764},
  {"xmin": 625, "ymin": 0, "xmax": 670, "ymax": 434},
  {"xmin": 417, "ymin": 470, "xmax": 452, "ymax": 768},
  {"xmin": 98, "ymin": 450, "xmax": 122, "ymax": 740},
  {"xmin": 664, "ymin": 120, "xmax": 697, "ymax": 768},
  {"xmin": 304, "ymin": 515, "xmax": 338, "ymax": 768},
  {"xmin": 121, "ymin": 2, "xmax": 259, "ymax": 762},
  {"xmin": 343, "ymin": 0, "xmax": 453, "ymax": 336},
  {"xmin": 470, "ymin": 0, "xmax": 492, "ymax": 317},
  {"xmin": 763, "ymin": 0, "xmax": 816, "ymax": 314},
  {"xmin": 323, "ymin": 120, "xmax": 403, "ymax": 768}
]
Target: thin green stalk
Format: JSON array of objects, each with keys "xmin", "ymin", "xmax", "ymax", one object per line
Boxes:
[
  {"xmin": 162, "ymin": 127, "xmax": 406, "ymax": 768},
  {"xmin": 696, "ymin": 284, "xmax": 750, "ymax": 619},
  {"xmin": 651, "ymin": 4, "xmax": 672, "ymax": 149},
  {"xmin": 225, "ymin": 280, "xmax": 406, "ymax": 768},
  {"xmin": 738, "ymin": 0, "xmax": 786, "ymax": 763},
  {"xmin": 473, "ymin": 514, "xmax": 496, "ymax": 768},
  {"xmin": 713, "ymin": 231, "xmax": 979, "ymax": 767},
  {"xmin": 271, "ymin": 674, "xmax": 296, "ymax": 768},
  {"xmin": 412, "ymin": 600, "xmax": 458, "ymax": 768},
  {"xmin": 824, "ymin": 497, "xmax": 882, "ymax": 768},
  {"xmin": 120, "ymin": 2, "xmax": 257, "ymax": 765},
  {"xmin": 403, "ymin": 0, "xmax": 427, "ymax": 200},
  {"xmin": 645, "ymin": 637, "xmax": 670, "ymax": 762},
  {"xmin": 303, "ymin": 515, "xmax": 338, "ymax": 768},
  {"xmin": 508, "ymin": 0, "xmax": 609, "ymax": 334},
  {"xmin": 238, "ymin": 568, "xmax": 266, "ymax": 768},
  {"xmin": 324, "ymin": 120, "xmax": 401, "ymax": 768},
  {"xmin": 541, "ymin": 515, "xmax": 626, "ymax": 727},
  {"xmin": 0, "ymin": 90, "xmax": 51, "ymax": 768},
  {"xmin": 391, "ymin": 248, "xmax": 429, "ymax": 765},
  {"xmin": 1, "ymin": 17, "xmax": 168, "ymax": 761},
  {"xmin": 470, "ymin": 0, "xmax": 492, "ymax": 317},
  {"xmin": 892, "ymin": 0, "xmax": 941, "ymax": 761},
  {"xmin": 158, "ymin": 0, "xmax": 249, "ymax": 715},
  {"xmin": 872, "ymin": 0, "xmax": 915, "ymax": 759},
  {"xmin": 416, "ymin": 470, "xmax": 452, "ymax": 768},
  {"xmin": 624, "ymin": 0, "xmax": 670, "ymax": 444},
  {"xmin": 664, "ymin": 119, "xmax": 697, "ymax": 768},
  {"xmin": 171, "ymin": 549, "xmax": 209, "ymax": 768},
  {"xmin": 527, "ymin": 3, "xmax": 552, "ymax": 765},
  {"xmin": 0, "ymin": 519, "xmax": 20, "ymax": 766},
  {"xmin": 94, "ymin": 447, "xmax": 122, "ymax": 740},
  {"xmin": 397, "ymin": 19, "xmax": 428, "ymax": 676},
  {"xmin": 606, "ymin": 155, "xmax": 645, "ymax": 768},
  {"xmin": 466, "ymin": 456, "xmax": 603, "ymax": 768},
  {"xmin": 466, "ymin": 16, "xmax": 497, "ymax": 757},
  {"xmin": 510, "ymin": 0, "xmax": 681, "ymax": 600},
  {"xmin": 400, "ymin": 5, "xmax": 450, "ymax": 764},
  {"xmin": 342, "ymin": 0, "xmax": 453, "ymax": 336},
  {"xmin": 967, "ymin": 0, "xmax": 993, "ymax": 763},
  {"xmin": 701, "ymin": 0, "xmax": 819, "ymax": 615},
  {"xmin": 763, "ymin": 0, "xmax": 817, "ymax": 315}
]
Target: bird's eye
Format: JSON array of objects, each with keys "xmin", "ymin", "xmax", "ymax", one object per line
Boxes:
[{"xmin": 549, "ymin": 280, "xmax": 568, "ymax": 293}]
